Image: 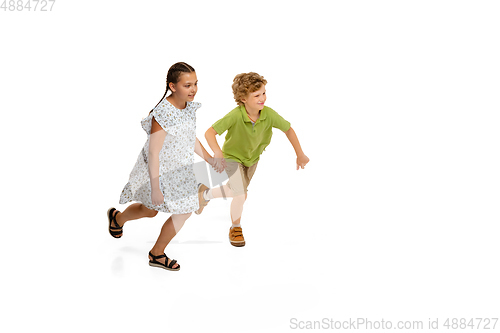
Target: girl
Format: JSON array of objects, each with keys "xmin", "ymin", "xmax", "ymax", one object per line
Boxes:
[{"xmin": 107, "ymin": 62, "xmax": 223, "ymax": 271}]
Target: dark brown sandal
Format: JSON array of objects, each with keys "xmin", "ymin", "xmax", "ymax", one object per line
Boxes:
[
  {"xmin": 107, "ymin": 208, "xmax": 122, "ymax": 238},
  {"xmin": 148, "ymin": 251, "xmax": 180, "ymax": 271}
]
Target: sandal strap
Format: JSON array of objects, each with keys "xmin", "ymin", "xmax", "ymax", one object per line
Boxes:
[
  {"xmin": 148, "ymin": 252, "xmax": 178, "ymax": 269},
  {"xmin": 108, "ymin": 208, "xmax": 123, "ymax": 238},
  {"xmin": 168, "ymin": 259, "xmax": 177, "ymax": 269},
  {"xmin": 149, "ymin": 252, "xmax": 167, "ymax": 261},
  {"xmin": 108, "ymin": 208, "xmax": 121, "ymax": 228},
  {"xmin": 108, "ymin": 208, "xmax": 116, "ymax": 223},
  {"xmin": 112, "ymin": 210, "xmax": 120, "ymax": 228}
]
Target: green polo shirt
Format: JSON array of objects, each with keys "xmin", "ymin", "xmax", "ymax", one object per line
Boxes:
[{"xmin": 212, "ymin": 105, "xmax": 291, "ymax": 167}]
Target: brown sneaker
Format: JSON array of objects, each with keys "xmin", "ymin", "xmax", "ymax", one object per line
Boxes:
[
  {"xmin": 195, "ymin": 183, "xmax": 209, "ymax": 215},
  {"xmin": 229, "ymin": 226, "xmax": 245, "ymax": 247}
]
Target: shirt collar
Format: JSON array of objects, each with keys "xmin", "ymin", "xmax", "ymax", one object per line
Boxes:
[{"xmin": 240, "ymin": 105, "xmax": 267, "ymax": 123}]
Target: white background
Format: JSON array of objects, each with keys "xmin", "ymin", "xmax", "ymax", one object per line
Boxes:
[{"xmin": 1, "ymin": 1, "xmax": 499, "ymax": 332}]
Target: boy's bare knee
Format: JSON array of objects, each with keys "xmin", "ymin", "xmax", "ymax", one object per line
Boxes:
[
  {"xmin": 223, "ymin": 185, "xmax": 234, "ymax": 198},
  {"xmin": 233, "ymin": 193, "xmax": 246, "ymax": 202}
]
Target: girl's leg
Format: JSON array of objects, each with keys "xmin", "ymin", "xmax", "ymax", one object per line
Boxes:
[
  {"xmin": 113, "ymin": 203, "xmax": 158, "ymax": 237},
  {"xmin": 149, "ymin": 212, "xmax": 192, "ymax": 268}
]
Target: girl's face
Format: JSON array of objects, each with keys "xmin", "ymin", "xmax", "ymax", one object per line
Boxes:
[
  {"xmin": 242, "ymin": 85, "xmax": 266, "ymax": 112},
  {"xmin": 171, "ymin": 72, "xmax": 198, "ymax": 102}
]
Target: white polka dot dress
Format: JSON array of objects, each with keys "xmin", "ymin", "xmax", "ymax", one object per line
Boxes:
[{"xmin": 119, "ymin": 99, "xmax": 201, "ymax": 214}]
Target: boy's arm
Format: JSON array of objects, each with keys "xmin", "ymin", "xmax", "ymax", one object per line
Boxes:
[
  {"xmin": 205, "ymin": 127, "xmax": 224, "ymax": 158},
  {"xmin": 205, "ymin": 126, "xmax": 226, "ymax": 170},
  {"xmin": 285, "ymin": 127, "xmax": 310, "ymax": 170}
]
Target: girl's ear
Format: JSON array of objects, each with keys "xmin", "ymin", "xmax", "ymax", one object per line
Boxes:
[{"xmin": 169, "ymin": 82, "xmax": 176, "ymax": 92}]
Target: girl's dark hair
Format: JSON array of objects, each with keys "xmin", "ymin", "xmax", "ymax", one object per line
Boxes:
[{"xmin": 150, "ymin": 62, "xmax": 195, "ymax": 113}]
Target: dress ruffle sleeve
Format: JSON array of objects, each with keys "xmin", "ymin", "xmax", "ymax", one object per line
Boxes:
[{"xmin": 141, "ymin": 101, "xmax": 201, "ymax": 136}]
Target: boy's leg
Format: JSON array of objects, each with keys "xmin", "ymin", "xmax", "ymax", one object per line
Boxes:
[
  {"xmin": 230, "ymin": 193, "xmax": 246, "ymax": 226},
  {"xmin": 205, "ymin": 162, "xmax": 248, "ymax": 223},
  {"xmin": 209, "ymin": 184, "xmax": 233, "ymax": 199},
  {"xmin": 149, "ymin": 213, "xmax": 191, "ymax": 268},
  {"xmin": 225, "ymin": 162, "xmax": 258, "ymax": 223},
  {"xmin": 196, "ymin": 161, "xmax": 240, "ymax": 213},
  {"xmin": 227, "ymin": 162, "xmax": 258, "ymax": 246},
  {"xmin": 208, "ymin": 161, "xmax": 257, "ymax": 200}
]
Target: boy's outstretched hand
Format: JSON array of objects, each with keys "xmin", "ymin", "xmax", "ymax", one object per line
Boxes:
[
  {"xmin": 285, "ymin": 127, "xmax": 309, "ymax": 170},
  {"xmin": 296, "ymin": 154, "xmax": 310, "ymax": 170}
]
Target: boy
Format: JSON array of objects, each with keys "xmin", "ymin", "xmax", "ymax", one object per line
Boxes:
[{"xmin": 197, "ymin": 72, "xmax": 309, "ymax": 246}]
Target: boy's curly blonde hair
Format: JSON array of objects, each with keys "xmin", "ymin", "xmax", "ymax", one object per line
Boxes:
[{"xmin": 232, "ymin": 72, "xmax": 268, "ymax": 105}]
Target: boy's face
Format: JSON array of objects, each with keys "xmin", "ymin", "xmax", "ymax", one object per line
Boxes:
[{"xmin": 242, "ymin": 85, "xmax": 266, "ymax": 112}]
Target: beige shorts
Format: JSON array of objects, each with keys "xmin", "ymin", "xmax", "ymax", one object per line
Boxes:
[{"xmin": 225, "ymin": 161, "xmax": 258, "ymax": 196}]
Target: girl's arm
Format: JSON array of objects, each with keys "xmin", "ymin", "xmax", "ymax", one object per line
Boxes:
[
  {"xmin": 149, "ymin": 117, "xmax": 167, "ymax": 205},
  {"xmin": 195, "ymin": 137, "xmax": 212, "ymax": 162},
  {"xmin": 285, "ymin": 127, "xmax": 310, "ymax": 170},
  {"xmin": 205, "ymin": 126, "xmax": 226, "ymax": 171}
]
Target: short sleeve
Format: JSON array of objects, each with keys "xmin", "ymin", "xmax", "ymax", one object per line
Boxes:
[
  {"xmin": 268, "ymin": 107, "xmax": 291, "ymax": 132},
  {"xmin": 152, "ymin": 108, "xmax": 175, "ymax": 131},
  {"xmin": 187, "ymin": 101, "xmax": 202, "ymax": 112},
  {"xmin": 141, "ymin": 101, "xmax": 200, "ymax": 135},
  {"xmin": 141, "ymin": 103, "xmax": 172, "ymax": 134},
  {"xmin": 212, "ymin": 111, "xmax": 236, "ymax": 135}
]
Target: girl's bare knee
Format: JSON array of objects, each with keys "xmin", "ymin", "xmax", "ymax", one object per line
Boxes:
[{"xmin": 141, "ymin": 204, "xmax": 158, "ymax": 217}]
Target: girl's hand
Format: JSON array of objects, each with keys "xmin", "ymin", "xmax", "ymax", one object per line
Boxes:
[
  {"xmin": 208, "ymin": 156, "xmax": 226, "ymax": 173},
  {"xmin": 296, "ymin": 154, "xmax": 310, "ymax": 170},
  {"xmin": 217, "ymin": 157, "xmax": 227, "ymax": 172},
  {"xmin": 151, "ymin": 188, "xmax": 164, "ymax": 206},
  {"xmin": 209, "ymin": 151, "xmax": 227, "ymax": 173},
  {"xmin": 207, "ymin": 157, "xmax": 218, "ymax": 172}
]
